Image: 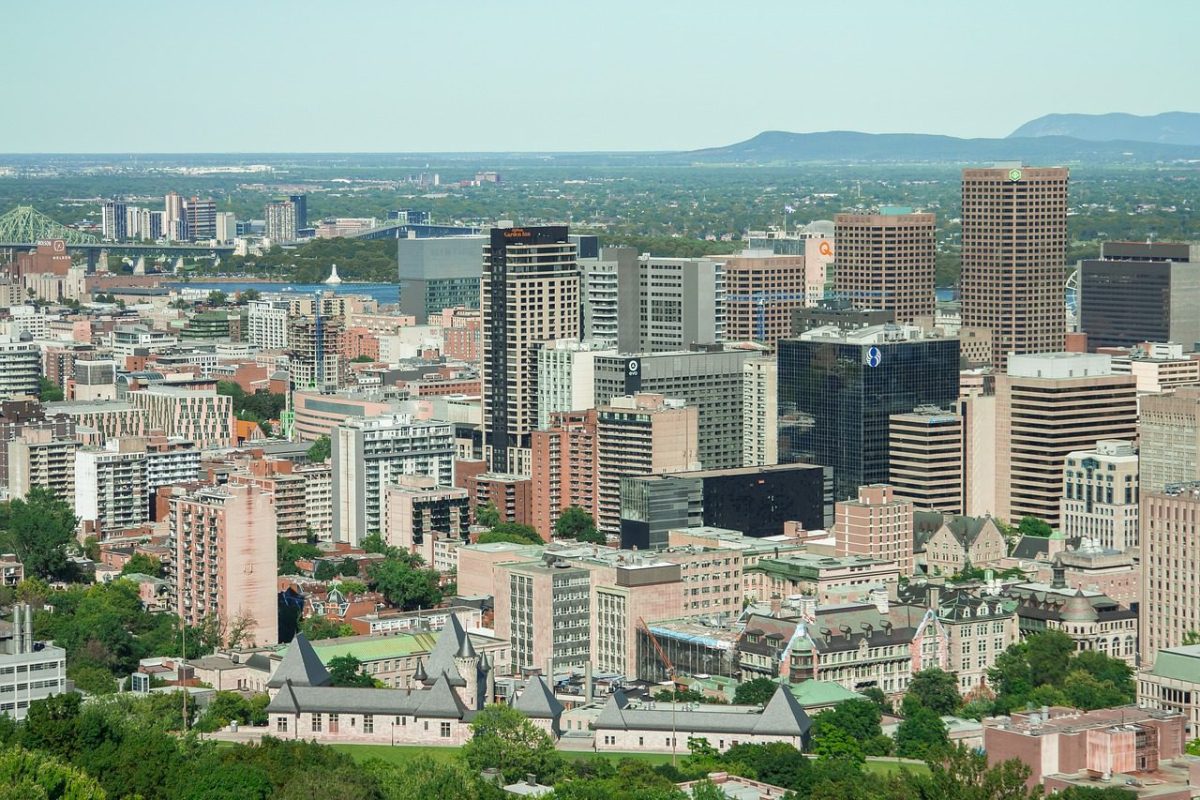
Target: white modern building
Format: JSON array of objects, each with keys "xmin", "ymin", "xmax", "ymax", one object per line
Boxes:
[
  {"xmin": 248, "ymin": 300, "xmax": 291, "ymax": 351},
  {"xmin": 1061, "ymin": 440, "xmax": 1139, "ymax": 552},
  {"xmin": 0, "ymin": 338, "xmax": 41, "ymax": 399},
  {"xmin": 536, "ymin": 339, "xmax": 616, "ymax": 430},
  {"xmin": 742, "ymin": 357, "xmax": 778, "ymax": 467},
  {"xmin": 75, "ymin": 443, "xmax": 148, "ymax": 534},
  {"xmin": 0, "ymin": 605, "xmax": 66, "ymax": 721}
]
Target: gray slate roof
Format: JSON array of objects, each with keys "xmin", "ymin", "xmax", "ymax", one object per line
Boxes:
[
  {"xmin": 266, "ymin": 672, "xmax": 468, "ymax": 719},
  {"xmin": 423, "ymin": 614, "xmax": 469, "ymax": 687},
  {"xmin": 267, "ymin": 633, "xmax": 331, "ymax": 689},
  {"xmin": 513, "ymin": 675, "xmax": 564, "ymax": 720},
  {"xmin": 594, "ymin": 685, "xmax": 810, "ymax": 737}
]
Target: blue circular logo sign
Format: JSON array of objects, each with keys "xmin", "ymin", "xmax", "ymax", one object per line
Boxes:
[{"xmin": 866, "ymin": 346, "xmax": 882, "ymax": 368}]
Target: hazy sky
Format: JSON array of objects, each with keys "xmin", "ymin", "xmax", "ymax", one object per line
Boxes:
[{"xmin": 4, "ymin": 0, "xmax": 1197, "ymax": 153}]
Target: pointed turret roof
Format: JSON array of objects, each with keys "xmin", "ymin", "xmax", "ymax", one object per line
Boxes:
[
  {"xmin": 268, "ymin": 632, "xmax": 331, "ymax": 689},
  {"xmin": 424, "ymin": 614, "xmax": 468, "ymax": 686},
  {"xmin": 416, "ymin": 672, "xmax": 468, "ymax": 719},
  {"xmin": 413, "ymin": 658, "xmax": 427, "ymax": 683},
  {"xmin": 513, "ymin": 675, "xmax": 564, "ymax": 720},
  {"xmin": 457, "ymin": 633, "xmax": 478, "ymax": 660},
  {"xmin": 753, "ymin": 685, "xmax": 812, "ymax": 736}
]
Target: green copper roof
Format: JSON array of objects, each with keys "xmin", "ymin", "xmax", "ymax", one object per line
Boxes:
[
  {"xmin": 788, "ymin": 680, "xmax": 864, "ymax": 707},
  {"xmin": 309, "ymin": 632, "xmax": 438, "ymax": 662},
  {"xmin": 1149, "ymin": 646, "xmax": 1200, "ymax": 682}
]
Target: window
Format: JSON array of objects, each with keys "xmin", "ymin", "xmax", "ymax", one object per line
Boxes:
[
  {"xmin": 329, "ymin": 713, "xmax": 339, "ymax": 733},
  {"xmin": 276, "ymin": 717, "xmax": 288, "ymax": 733},
  {"xmin": 440, "ymin": 722, "xmax": 451, "ymax": 738},
  {"xmin": 311, "ymin": 713, "xmax": 322, "ymax": 732},
  {"xmin": 364, "ymin": 715, "xmax": 373, "ymax": 734}
]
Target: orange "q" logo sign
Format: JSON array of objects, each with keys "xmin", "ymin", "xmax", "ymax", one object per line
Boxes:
[{"xmin": 818, "ymin": 241, "xmax": 833, "ymax": 257}]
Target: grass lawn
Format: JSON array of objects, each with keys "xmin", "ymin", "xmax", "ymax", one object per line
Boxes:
[
  {"xmin": 863, "ymin": 759, "xmax": 929, "ymax": 776},
  {"xmin": 329, "ymin": 743, "xmax": 677, "ymax": 767}
]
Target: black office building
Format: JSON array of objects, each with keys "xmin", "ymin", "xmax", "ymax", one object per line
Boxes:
[
  {"xmin": 619, "ymin": 463, "xmax": 829, "ymax": 550},
  {"xmin": 1079, "ymin": 241, "xmax": 1200, "ymax": 350},
  {"xmin": 288, "ymin": 194, "xmax": 308, "ymax": 230},
  {"xmin": 778, "ymin": 325, "xmax": 959, "ymax": 503}
]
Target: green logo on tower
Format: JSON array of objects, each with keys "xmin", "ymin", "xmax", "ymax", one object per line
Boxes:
[{"xmin": 1008, "ymin": 168, "xmax": 1023, "ymax": 182}]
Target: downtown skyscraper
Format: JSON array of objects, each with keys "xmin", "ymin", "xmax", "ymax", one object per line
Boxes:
[
  {"xmin": 959, "ymin": 165, "xmax": 1068, "ymax": 370},
  {"xmin": 481, "ymin": 225, "xmax": 579, "ymax": 475}
]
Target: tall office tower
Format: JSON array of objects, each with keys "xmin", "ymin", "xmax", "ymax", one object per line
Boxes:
[
  {"xmin": 531, "ymin": 410, "xmax": 598, "ymax": 540},
  {"xmin": 578, "ymin": 246, "xmax": 627, "ymax": 342},
  {"xmin": 0, "ymin": 339, "xmax": 41, "ymax": 399},
  {"xmin": 101, "ymin": 199, "xmax": 128, "ymax": 241},
  {"xmin": 331, "ymin": 414, "xmax": 455, "ymax": 546},
  {"xmin": 288, "ymin": 193, "xmax": 308, "ymax": 229},
  {"xmin": 74, "ymin": 443, "xmax": 148, "ymax": 534},
  {"xmin": 168, "ymin": 483, "xmax": 278, "ymax": 647},
  {"xmin": 265, "ymin": 200, "xmax": 298, "ymax": 244},
  {"xmin": 144, "ymin": 210, "xmax": 164, "ymax": 241},
  {"xmin": 536, "ymin": 339, "xmax": 615, "ymax": 429},
  {"xmin": 744, "ymin": 225, "xmax": 835, "ymax": 306},
  {"xmin": 835, "ymin": 484, "xmax": 915, "ymax": 576},
  {"xmin": 1141, "ymin": 483, "xmax": 1200, "ymax": 666},
  {"xmin": 592, "ymin": 347, "xmax": 754, "ymax": 471},
  {"xmin": 1079, "ymin": 241, "xmax": 1200, "ymax": 350},
  {"xmin": 833, "ymin": 209, "xmax": 936, "ymax": 324},
  {"xmin": 287, "ymin": 313, "xmax": 347, "ymax": 393},
  {"xmin": 184, "ymin": 197, "xmax": 217, "ymax": 241},
  {"xmin": 958, "ymin": 392, "xmax": 997, "ymax": 518},
  {"xmin": 397, "ymin": 235, "xmax": 486, "ymax": 322},
  {"xmin": 723, "ymin": 252, "xmax": 809, "ymax": 345},
  {"xmin": 248, "ymin": 299, "xmax": 291, "ymax": 350},
  {"xmin": 164, "ymin": 191, "xmax": 186, "ymax": 241},
  {"xmin": 778, "ymin": 324, "xmax": 960, "ymax": 502},
  {"xmin": 996, "ymin": 353, "xmax": 1137, "ymax": 527},
  {"xmin": 124, "ymin": 205, "xmax": 142, "ymax": 240},
  {"xmin": 1139, "ymin": 387, "xmax": 1200, "ymax": 494},
  {"xmin": 481, "ymin": 225, "xmax": 579, "ymax": 474},
  {"xmin": 7, "ymin": 428, "xmax": 77, "ymax": 501},
  {"xmin": 1061, "ymin": 440, "xmax": 1138, "ymax": 551},
  {"xmin": 960, "ymin": 165, "xmax": 1069, "ymax": 370},
  {"xmin": 888, "ymin": 406, "xmax": 962, "ymax": 513},
  {"xmin": 214, "ymin": 211, "xmax": 238, "ymax": 243},
  {"xmin": 595, "ymin": 394, "xmax": 700, "ymax": 536},
  {"xmin": 742, "ymin": 357, "xmax": 778, "ymax": 467},
  {"xmin": 617, "ymin": 255, "xmax": 724, "ymax": 353}
]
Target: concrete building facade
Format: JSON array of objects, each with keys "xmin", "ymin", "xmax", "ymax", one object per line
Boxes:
[
  {"xmin": 1061, "ymin": 440, "xmax": 1139, "ymax": 552},
  {"xmin": 888, "ymin": 406, "xmax": 963, "ymax": 514},
  {"xmin": 833, "ymin": 210, "xmax": 936, "ymax": 324}
]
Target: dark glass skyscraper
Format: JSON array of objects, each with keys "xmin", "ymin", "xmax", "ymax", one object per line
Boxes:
[{"xmin": 778, "ymin": 325, "xmax": 959, "ymax": 502}]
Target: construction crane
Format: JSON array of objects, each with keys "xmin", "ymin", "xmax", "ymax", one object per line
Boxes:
[{"xmin": 638, "ymin": 617, "xmax": 679, "ymax": 766}]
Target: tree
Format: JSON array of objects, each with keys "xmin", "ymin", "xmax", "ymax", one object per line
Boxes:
[
  {"xmin": 299, "ymin": 616, "xmax": 354, "ymax": 641},
  {"xmin": 555, "ymin": 507, "xmax": 603, "ymax": 544},
  {"xmin": 327, "ymin": 655, "xmax": 377, "ymax": 688},
  {"xmin": 360, "ymin": 533, "xmax": 396, "ymax": 557},
  {"xmin": 307, "ymin": 436, "xmax": 331, "ymax": 463},
  {"xmin": 69, "ymin": 664, "xmax": 118, "ymax": 695},
  {"xmin": 37, "ymin": 376, "xmax": 64, "ymax": 402},
  {"xmin": 477, "ymin": 522, "xmax": 542, "ymax": 546},
  {"xmin": 917, "ymin": 744, "xmax": 1036, "ymax": 800},
  {"xmin": 278, "ymin": 538, "xmax": 321, "ymax": 574},
  {"xmin": 332, "ymin": 579, "xmax": 367, "ymax": 595},
  {"xmin": 207, "ymin": 290, "xmax": 228, "ymax": 306},
  {"xmin": 811, "ymin": 699, "xmax": 891, "ymax": 756},
  {"xmin": 860, "ymin": 686, "xmax": 893, "ymax": 715},
  {"xmin": 732, "ymin": 677, "xmax": 778, "ymax": 706},
  {"xmin": 0, "ymin": 746, "xmax": 106, "ymax": 800},
  {"xmin": 907, "ymin": 668, "xmax": 961, "ymax": 715},
  {"xmin": 462, "ymin": 704, "xmax": 563, "ymax": 785},
  {"xmin": 895, "ymin": 697, "xmax": 950, "ymax": 760},
  {"xmin": 351, "ymin": 355, "xmax": 374, "ymax": 363},
  {"xmin": 0, "ymin": 487, "xmax": 78, "ymax": 580},
  {"xmin": 1017, "ymin": 516, "xmax": 1054, "ymax": 537},
  {"xmin": 368, "ymin": 556, "xmax": 443, "ymax": 610},
  {"xmin": 1025, "ymin": 630, "xmax": 1075, "ymax": 688},
  {"xmin": 239, "ymin": 289, "xmax": 261, "ymax": 303},
  {"xmin": 121, "ymin": 553, "xmax": 162, "ymax": 577},
  {"xmin": 366, "ymin": 759, "xmax": 484, "ymax": 800},
  {"xmin": 812, "ymin": 723, "xmax": 864, "ymax": 763},
  {"xmin": 475, "ymin": 502, "xmax": 500, "ymax": 529}
]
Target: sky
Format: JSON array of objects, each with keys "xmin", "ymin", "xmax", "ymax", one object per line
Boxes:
[{"xmin": 3, "ymin": 0, "xmax": 1198, "ymax": 153}]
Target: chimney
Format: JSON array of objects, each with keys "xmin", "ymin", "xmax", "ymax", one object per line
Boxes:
[
  {"xmin": 584, "ymin": 661, "xmax": 594, "ymax": 702},
  {"xmin": 526, "ymin": 774, "xmax": 537, "ymax": 786},
  {"xmin": 23, "ymin": 605, "xmax": 32, "ymax": 653},
  {"xmin": 870, "ymin": 587, "xmax": 889, "ymax": 614},
  {"xmin": 11, "ymin": 606, "xmax": 21, "ymax": 655}
]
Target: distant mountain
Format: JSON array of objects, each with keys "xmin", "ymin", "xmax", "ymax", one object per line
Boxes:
[
  {"xmin": 676, "ymin": 130, "xmax": 1200, "ymax": 165},
  {"xmin": 1010, "ymin": 112, "xmax": 1200, "ymax": 146}
]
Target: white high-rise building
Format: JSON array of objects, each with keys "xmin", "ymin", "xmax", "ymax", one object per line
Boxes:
[
  {"xmin": 536, "ymin": 339, "xmax": 616, "ymax": 429},
  {"xmin": 248, "ymin": 299, "xmax": 291, "ymax": 351},
  {"xmin": 742, "ymin": 357, "xmax": 778, "ymax": 467},
  {"xmin": 265, "ymin": 201, "xmax": 298, "ymax": 244},
  {"xmin": 617, "ymin": 255, "xmax": 725, "ymax": 353},
  {"xmin": 215, "ymin": 212, "xmax": 238, "ymax": 243},
  {"xmin": 331, "ymin": 414, "xmax": 456, "ymax": 546},
  {"xmin": 75, "ymin": 444, "xmax": 148, "ymax": 534}
]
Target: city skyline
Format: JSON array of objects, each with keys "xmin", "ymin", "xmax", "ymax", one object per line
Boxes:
[{"xmin": 1, "ymin": 1, "xmax": 1197, "ymax": 153}]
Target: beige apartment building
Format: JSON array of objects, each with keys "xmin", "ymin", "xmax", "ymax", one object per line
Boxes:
[
  {"xmin": 481, "ymin": 226, "xmax": 579, "ymax": 475},
  {"xmin": 7, "ymin": 428, "xmax": 76, "ymax": 500},
  {"xmin": 1060, "ymin": 440, "xmax": 1139, "ymax": 552},
  {"xmin": 167, "ymin": 483, "xmax": 278, "ymax": 647},
  {"xmin": 1139, "ymin": 386, "xmax": 1200, "ymax": 494},
  {"xmin": 595, "ymin": 394, "xmax": 700, "ymax": 535},
  {"xmin": 722, "ymin": 252, "xmax": 808, "ymax": 345},
  {"xmin": 958, "ymin": 392, "xmax": 997, "ymax": 517},
  {"xmin": 996, "ymin": 353, "xmax": 1137, "ymax": 527},
  {"xmin": 834, "ymin": 484, "xmax": 915, "ymax": 576},
  {"xmin": 960, "ymin": 166, "xmax": 1069, "ymax": 370},
  {"xmin": 742, "ymin": 357, "xmax": 778, "ymax": 467},
  {"xmin": 888, "ymin": 407, "xmax": 962, "ymax": 514},
  {"xmin": 379, "ymin": 474, "xmax": 470, "ymax": 565},
  {"xmin": 1141, "ymin": 484, "xmax": 1200, "ymax": 666},
  {"xmin": 833, "ymin": 210, "xmax": 936, "ymax": 323}
]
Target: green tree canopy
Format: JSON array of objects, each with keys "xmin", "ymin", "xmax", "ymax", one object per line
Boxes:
[
  {"xmin": 307, "ymin": 436, "xmax": 331, "ymax": 463},
  {"xmin": 810, "ymin": 699, "xmax": 891, "ymax": 756},
  {"xmin": 895, "ymin": 696, "xmax": 950, "ymax": 760},
  {"xmin": 121, "ymin": 553, "xmax": 163, "ymax": 577},
  {"xmin": 368, "ymin": 555, "xmax": 443, "ymax": 610},
  {"xmin": 1017, "ymin": 516, "xmax": 1054, "ymax": 537},
  {"xmin": 0, "ymin": 486, "xmax": 78, "ymax": 581},
  {"xmin": 906, "ymin": 668, "xmax": 961, "ymax": 715},
  {"xmin": 327, "ymin": 655, "xmax": 376, "ymax": 688},
  {"xmin": 0, "ymin": 745, "xmax": 106, "ymax": 800},
  {"xmin": 37, "ymin": 376, "xmax": 64, "ymax": 403},
  {"xmin": 462, "ymin": 704, "xmax": 563, "ymax": 785},
  {"xmin": 299, "ymin": 616, "xmax": 354, "ymax": 641},
  {"xmin": 732, "ymin": 677, "xmax": 778, "ymax": 706},
  {"xmin": 474, "ymin": 502, "xmax": 500, "ymax": 529},
  {"xmin": 555, "ymin": 507, "xmax": 603, "ymax": 544},
  {"xmin": 477, "ymin": 522, "xmax": 542, "ymax": 546}
]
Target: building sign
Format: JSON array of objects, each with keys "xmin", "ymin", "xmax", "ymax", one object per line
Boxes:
[
  {"xmin": 865, "ymin": 346, "xmax": 882, "ymax": 368},
  {"xmin": 623, "ymin": 357, "xmax": 641, "ymax": 394}
]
